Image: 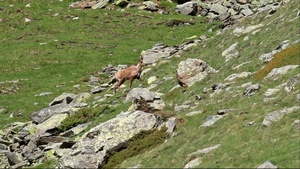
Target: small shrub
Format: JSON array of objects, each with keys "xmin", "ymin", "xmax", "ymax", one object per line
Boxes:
[
  {"xmin": 102, "ymin": 127, "xmax": 169, "ymax": 169},
  {"xmin": 57, "ymin": 105, "xmax": 112, "ymax": 132},
  {"xmin": 253, "ymin": 44, "xmax": 300, "ymax": 80}
]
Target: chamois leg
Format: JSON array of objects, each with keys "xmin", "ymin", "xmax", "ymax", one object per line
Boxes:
[
  {"xmin": 129, "ymin": 78, "xmax": 134, "ymax": 88},
  {"xmin": 137, "ymin": 76, "xmax": 142, "ymax": 82},
  {"xmin": 114, "ymin": 79, "xmax": 125, "ymax": 94}
]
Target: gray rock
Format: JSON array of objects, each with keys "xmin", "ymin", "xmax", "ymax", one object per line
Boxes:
[
  {"xmin": 222, "ymin": 42, "xmax": 238, "ymax": 57},
  {"xmin": 233, "ymin": 24, "xmax": 264, "ymax": 35},
  {"xmin": 35, "ymin": 92, "xmax": 54, "ymax": 96},
  {"xmin": 90, "ymin": 86, "xmax": 106, "ymax": 94},
  {"xmin": 237, "ymin": 0, "xmax": 248, "ymax": 4},
  {"xmin": 31, "ymin": 102, "xmax": 87, "ymax": 124},
  {"xmin": 259, "ymin": 50, "xmax": 279, "ymax": 62},
  {"xmin": 184, "ymin": 157, "xmax": 202, "ymax": 168},
  {"xmin": 189, "ymin": 144, "xmax": 221, "ymax": 156},
  {"xmin": 49, "ymin": 93, "xmax": 76, "ymax": 106},
  {"xmin": 259, "ymin": 0, "xmax": 273, "ymax": 6},
  {"xmin": 186, "ymin": 110, "xmax": 203, "ymax": 116},
  {"xmin": 125, "ymin": 88, "xmax": 165, "ymax": 111},
  {"xmin": 257, "ymin": 161, "xmax": 278, "ymax": 168},
  {"xmin": 224, "ymin": 72, "xmax": 252, "ymax": 81},
  {"xmin": 165, "ymin": 117, "xmax": 177, "ymax": 133},
  {"xmin": 60, "ymin": 123, "xmax": 90, "ymax": 137},
  {"xmin": 0, "ymin": 153, "xmax": 9, "ymax": 169},
  {"xmin": 264, "ymin": 88, "xmax": 280, "ymax": 97},
  {"xmin": 211, "ymin": 83, "xmax": 230, "ymax": 91},
  {"xmin": 285, "ymin": 75, "xmax": 299, "ymax": 92},
  {"xmin": 35, "ymin": 113, "xmax": 68, "ymax": 135},
  {"xmin": 176, "ymin": 2, "xmax": 198, "ymax": 16},
  {"xmin": 243, "ymin": 84, "xmax": 260, "ymax": 97},
  {"xmin": 210, "ymin": 4, "xmax": 228, "ymax": 14},
  {"xmin": 241, "ymin": 7, "xmax": 253, "ymax": 16},
  {"xmin": 200, "ymin": 115, "xmax": 224, "ymax": 127},
  {"xmin": 141, "ymin": 44, "xmax": 177, "ymax": 65},
  {"xmin": 92, "ymin": 0, "xmax": 109, "ymax": 9},
  {"xmin": 218, "ymin": 12, "xmax": 231, "ymax": 21},
  {"xmin": 217, "ymin": 109, "xmax": 236, "ymax": 115},
  {"xmin": 141, "ymin": 1, "xmax": 158, "ymax": 11},
  {"xmin": 177, "ymin": 58, "xmax": 217, "ymax": 87},
  {"xmin": 263, "ymin": 106, "xmax": 300, "ymax": 126},
  {"xmin": 175, "ymin": 104, "xmax": 190, "ymax": 111},
  {"xmin": 264, "ymin": 65, "xmax": 299, "ymax": 80},
  {"xmin": 115, "ymin": 0, "xmax": 129, "ymax": 7},
  {"xmin": 57, "ymin": 111, "xmax": 160, "ymax": 168},
  {"xmin": 5, "ymin": 152, "xmax": 23, "ymax": 166},
  {"xmin": 297, "ymin": 94, "xmax": 300, "ymax": 101},
  {"xmin": 88, "ymin": 76, "xmax": 100, "ymax": 85}
]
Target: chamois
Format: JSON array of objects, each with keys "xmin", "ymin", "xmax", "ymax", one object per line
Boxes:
[{"xmin": 113, "ymin": 57, "xmax": 145, "ymax": 94}]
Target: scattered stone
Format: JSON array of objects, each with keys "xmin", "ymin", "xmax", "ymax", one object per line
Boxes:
[
  {"xmin": 217, "ymin": 109, "xmax": 236, "ymax": 115},
  {"xmin": 35, "ymin": 92, "xmax": 54, "ymax": 97},
  {"xmin": 49, "ymin": 93, "xmax": 76, "ymax": 106},
  {"xmin": 241, "ymin": 8, "xmax": 253, "ymax": 16},
  {"xmin": 259, "ymin": 50, "xmax": 278, "ymax": 62},
  {"xmin": 257, "ymin": 161, "xmax": 278, "ymax": 168},
  {"xmin": 140, "ymin": 1, "xmax": 158, "ymax": 11},
  {"xmin": 60, "ymin": 123, "xmax": 90, "ymax": 137},
  {"xmin": 263, "ymin": 106, "xmax": 300, "ymax": 126},
  {"xmin": 88, "ymin": 76, "xmax": 100, "ymax": 85},
  {"xmin": 233, "ymin": 61, "xmax": 252, "ymax": 70},
  {"xmin": 24, "ymin": 18, "xmax": 31, "ymax": 22},
  {"xmin": 222, "ymin": 42, "xmax": 238, "ymax": 57},
  {"xmin": 176, "ymin": 2, "xmax": 198, "ymax": 16},
  {"xmin": 243, "ymin": 84, "xmax": 260, "ymax": 97},
  {"xmin": 225, "ymin": 72, "xmax": 252, "ymax": 81},
  {"xmin": 264, "ymin": 88, "xmax": 280, "ymax": 97},
  {"xmin": 189, "ymin": 144, "xmax": 221, "ymax": 156},
  {"xmin": 200, "ymin": 115, "xmax": 223, "ymax": 127},
  {"xmin": 233, "ymin": 24, "xmax": 264, "ymax": 35},
  {"xmin": 165, "ymin": 117, "xmax": 177, "ymax": 133},
  {"xmin": 175, "ymin": 104, "xmax": 190, "ymax": 111},
  {"xmin": 147, "ymin": 76, "xmax": 158, "ymax": 85},
  {"xmin": 210, "ymin": 4, "xmax": 228, "ymax": 14},
  {"xmin": 184, "ymin": 157, "xmax": 202, "ymax": 168},
  {"xmin": 285, "ymin": 75, "xmax": 299, "ymax": 92},
  {"xmin": 35, "ymin": 114, "xmax": 68, "ymax": 135},
  {"xmin": 245, "ymin": 121, "xmax": 255, "ymax": 126},
  {"xmin": 264, "ymin": 65, "xmax": 299, "ymax": 80},
  {"xmin": 186, "ymin": 110, "xmax": 203, "ymax": 116},
  {"xmin": 176, "ymin": 58, "xmax": 217, "ymax": 87},
  {"xmin": 90, "ymin": 86, "xmax": 106, "ymax": 94},
  {"xmin": 292, "ymin": 120, "xmax": 300, "ymax": 129},
  {"xmin": 297, "ymin": 94, "xmax": 300, "ymax": 101},
  {"xmin": 211, "ymin": 83, "xmax": 230, "ymax": 91},
  {"xmin": 92, "ymin": 0, "xmax": 109, "ymax": 9},
  {"xmin": 141, "ymin": 43, "xmax": 177, "ymax": 65}
]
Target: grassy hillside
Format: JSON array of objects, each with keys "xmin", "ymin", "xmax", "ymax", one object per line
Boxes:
[{"xmin": 1, "ymin": 0, "xmax": 299, "ymax": 168}]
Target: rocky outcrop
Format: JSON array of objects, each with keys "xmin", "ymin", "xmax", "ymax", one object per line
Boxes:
[
  {"xmin": 57, "ymin": 111, "xmax": 160, "ymax": 168},
  {"xmin": 141, "ymin": 43, "xmax": 178, "ymax": 65},
  {"xmin": 175, "ymin": 2, "xmax": 198, "ymax": 16},
  {"xmin": 264, "ymin": 65, "xmax": 299, "ymax": 81},
  {"xmin": 176, "ymin": 58, "xmax": 217, "ymax": 87}
]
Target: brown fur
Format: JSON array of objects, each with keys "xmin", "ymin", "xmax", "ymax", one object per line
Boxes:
[{"xmin": 113, "ymin": 57, "xmax": 145, "ymax": 94}]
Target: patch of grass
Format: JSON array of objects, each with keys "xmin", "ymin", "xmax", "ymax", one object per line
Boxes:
[
  {"xmin": 253, "ymin": 44, "xmax": 300, "ymax": 80},
  {"xmin": 57, "ymin": 105, "xmax": 113, "ymax": 132},
  {"xmin": 102, "ymin": 127, "xmax": 169, "ymax": 169}
]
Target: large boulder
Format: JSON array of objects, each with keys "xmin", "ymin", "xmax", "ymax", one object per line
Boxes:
[
  {"xmin": 210, "ymin": 4, "xmax": 228, "ymax": 14},
  {"xmin": 176, "ymin": 58, "xmax": 217, "ymax": 87},
  {"xmin": 57, "ymin": 111, "xmax": 160, "ymax": 168},
  {"xmin": 141, "ymin": 43, "xmax": 177, "ymax": 65},
  {"xmin": 92, "ymin": 0, "xmax": 109, "ymax": 9},
  {"xmin": 175, "ymin": 2, "xmax": 198, "ymax": 16}
]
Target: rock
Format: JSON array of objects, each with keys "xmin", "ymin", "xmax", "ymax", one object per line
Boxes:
[
  {"xmin": 0, "ymin": 153, "xmax": 9, "ymax": 168},
  {"xmin": 217, "ymin": 109, "xmax": 235, "ymax": 115},
  {"xmin": 222, "ymin": 42, "xmax": 238, "ymax": 57},
  {"xmin": 186, "ymin": 110, "xmax": 203, "ymax": 116},
  {"xmin": 60, "ymin": 123, "xmax": 90, "ymax": 137},
  {"xmin": 49, "ymin": 93, "xmax": 77, "ymax": 106},
  {"xmin": 174, "ymin": 104, "xmax": 190, "ymax": 111},
  {"xmin": 39, "ymin": 136, "xmax": 65, "ymax": 145},
  {"xmin": 224, "ymin": 72, "xmax": 252, "ymax": 81},
  {"xmin": 92, "ymin": 0, "xmax": 109, "ymax": 9},
  {"xmin": 31, "ymin": 102, "xmax": 87, "ymax": 124},
  {"xmin": 88, "ymin": 76, "xmax": 100, "ymax": 85},
  {"xmin": 35, "ymin": 92, "xmax": 54, "ymax": 96},
  {"xmin": 211, "ymin": 83, "xmax": 230, "ymax": 91},
  {"xmin": 5, "ymin": 152, "xmax": 23, "ymax": 166},
  {"xmin": 147, "ymin": 76, "xmax": 158, "ymax": 85},
  {"xmin": 243, "ymin": 84, "xmax": 260, "ymax": 97},
  {"xmin": 297, "ymin": 94, "xmax": 300, "ymax": 101},
  {"xmin": 264, "ymin": 65, "xmax": 299, "ymax": 80},
  {"xmin": 90, "ymin": 86, "xmax": 106, "ymax": 94},
  {"xmin": 218, "ymin": 12, "xmax": 231, "ymax": 21},
  {"xmin": 210, "ymin": 4, "xmax": 228, "ymax": 14},
  {"xmin": 177, "ymin": 58, "xmax": 216, "ymax": 87},
  {"xmin": 292, "ymin": 120, "xmax": 300, "ymax": 129},
  {"xmin": 264, "ymin": 88, "xmax": 280, "ymax": 97},
  {"xmin": 141, "ymin": 43, "xmax": 177, "ymax": 65},
  {"xmin": 245, "ymin": 121, "xmax": 255, "ymax": 126},
  {"xmin": 189, "ymin": 144, "xmax": 221, "ymax": 156},
  {"xmin": 233, "ymin": 24, "xmax": 264, "ymax": 35},
  {"xmin": 115, "ymin": 0, "xmax": 129, "ymax": 7},
  {"xmin": 259, "ymin": 50, "xmax": 279, "ymax": 62},
  {"xmin": 237, "ymin": 0, "xmax": 248, "ymax": 4},
  {"xmin": 57, "ymin": 111, "xmax": 160, "ymax": 168},
  {"xmin": 165, "ymin": 117, "xmax": 177, "ymax": 133},
  {"xmin": 125, "ymin": 88, "xmax": 165, "ymax": 111},
  {"xmin": 35, "ymin": 114, "xmax": 68, "ymax": 135},
  {"xmin": 257, "ymin": 161, "xmax": 278, "ymax": 168},
  {"xmin": 200, "ymin": 115, "xmax": 223, "ymax": 127},
  {"xmin": 175, "ymin": 2, "xmax": 198, "ymax": 16},
  {"xmin": 263, "ymin": 106, "xmax": 300, "ymax": 126},
  {"xmin": 241, "ymin": 7, "xmax": 253, "ymax": 16},
  {"xmin": 141, "ymin": 1, "xmax": 158, "ymax": 11},
  {"xmin": 184, "ymin": 157, "xmax": 202, "ymax": 168},
  {"xmin": 285, "ymin": 75, "xmax": 299, "ymax": 92},
  {"xmin": 233, "ymin": 61, "xmax": 252, "ymax": 70}
]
